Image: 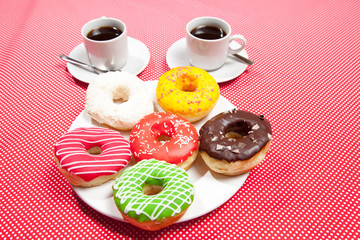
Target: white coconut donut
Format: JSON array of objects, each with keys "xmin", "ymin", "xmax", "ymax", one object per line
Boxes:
[{"xmin": 85, "ymin": 71, "xmax": 154, "ymax": 130}]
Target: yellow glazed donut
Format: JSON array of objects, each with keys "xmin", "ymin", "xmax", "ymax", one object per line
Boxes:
[{"xmin": 156, "ymin": 66, "xmax": 220, "ymax": 122}]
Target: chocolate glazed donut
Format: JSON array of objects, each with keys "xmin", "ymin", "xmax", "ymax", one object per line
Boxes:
[{"xmin": 199, "ymin": 109, "xmax": 272, "ymax": 175}]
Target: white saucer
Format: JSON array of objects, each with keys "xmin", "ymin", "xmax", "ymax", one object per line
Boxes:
[
  {"xmin": 166, "ymin": 38, "xmax": 249, "ymax": 83},
  {"xmin": 67, "ymin": 37, "xmax": 150, "ymax": 83}
]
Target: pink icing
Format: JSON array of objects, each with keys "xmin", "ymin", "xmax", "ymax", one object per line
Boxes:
[{"xmin": 54, "ymin": 127, "xmax": 131, "ymax": 182}]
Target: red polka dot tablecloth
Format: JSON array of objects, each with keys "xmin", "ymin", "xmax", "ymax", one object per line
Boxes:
[{"xmin": 1, "ymin": 0, "xmax": 359, "ymax": 239}]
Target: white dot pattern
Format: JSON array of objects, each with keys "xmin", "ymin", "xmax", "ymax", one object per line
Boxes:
[{"xmin": 1, "ymin": 0, "xmax": 359, "ymax": 239}]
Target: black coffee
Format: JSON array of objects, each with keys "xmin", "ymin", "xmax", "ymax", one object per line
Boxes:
[
  {"xmin": 87, "ymin": 26, "xmax": 122, "ymax": 41},
  {"xmin": 190, "ymin": 25, "xmax": 227, "ymax": 40}
]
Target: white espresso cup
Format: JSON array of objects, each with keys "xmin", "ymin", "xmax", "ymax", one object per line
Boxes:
[
  {"xmin": 186, "ymin": 16, "xmax": 246, "ymax": 71},
  {"xmin": 81, "ymin": 17, "xmax": 128, "ymax": 71}
]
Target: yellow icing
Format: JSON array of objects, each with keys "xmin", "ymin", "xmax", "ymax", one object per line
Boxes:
[{"xmin": 156, "ymin": 66, "xmax": 220, "ymax": 122}]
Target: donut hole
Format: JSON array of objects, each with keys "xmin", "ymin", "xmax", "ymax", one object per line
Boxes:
[
  {"xmin": 113, "ymin": 97, "xmax": 128, "ymax": 104},
  {"xmin": 225, "ymin": 121, "xmax": 252, "ymax": 139},
  {"xmin": 143, "ymin": 183, "xmax": 164, "ymax": 195},
  {"xmin": 157, "ymin": 135, "xmax": 172, "ymax": 142},
  {"xmin": 87, "ymin": 146, "xmax": 102, "ymax": 155},
  {"xmin": 225, "ymin": 131, "xmax": 244, "ymax": 139},
  {"xmin": 175, "ymin": 74, "xmax": 198, "ymax": 92},
  {"xmin": 151, "ymin": 120, "xmax": 175, "ymax": 142},
  {"xmin": 113, "ymin": 87, "xmax": 129, "ymax": 104}
]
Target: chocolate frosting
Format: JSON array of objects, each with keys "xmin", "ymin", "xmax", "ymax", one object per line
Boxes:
[{"xmin": 199, "ymin": 109, "xmax": 272, "ymax": 162}]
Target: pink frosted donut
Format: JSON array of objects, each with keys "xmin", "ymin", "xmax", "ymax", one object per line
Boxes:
[{"xmin": 54, "ymin": 127, "xmax": 131, "ymax": 187}]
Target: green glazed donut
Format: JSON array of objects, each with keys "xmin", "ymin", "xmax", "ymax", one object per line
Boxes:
[{"xmin": 113, "ymin": 159, "xmax": 194, "ymax": 228}]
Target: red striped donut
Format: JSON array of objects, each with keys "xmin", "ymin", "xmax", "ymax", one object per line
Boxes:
[
  {"xmin": 54, "ymin": 127, "xmax": 131, "ymax": 187},
  {"xmin": 129, "ymin": 112, "xmax": 199, "ymax": 170}
]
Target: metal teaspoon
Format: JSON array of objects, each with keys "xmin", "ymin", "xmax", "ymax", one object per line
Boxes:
[
  {"xmin": 59, "ymin": 54, "xmax": 109, "ymax": 74},
  {"xmin": 231, "ymin": 53, "xmax": 255, "ymax": 65}
]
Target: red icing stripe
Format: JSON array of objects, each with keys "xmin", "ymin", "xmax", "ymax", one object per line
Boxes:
[
  {"xmin": 54, "ymin": 127, "xmax": 131, "ymax": 182},
  {"xmin": 129, "ymin": 112, "xmax": 198, "ymax": 164}
]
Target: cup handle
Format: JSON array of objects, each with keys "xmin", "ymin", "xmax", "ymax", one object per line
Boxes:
[{"xmin": 228, "ymin": 35, "xmax": 246, "ymax": 54}]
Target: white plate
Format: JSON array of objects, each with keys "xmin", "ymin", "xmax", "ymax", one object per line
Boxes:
[
  {"xmin": 166, "ymin": 38, "xmax": 249, "ymax": 83},
  {"xmin": 67, "ymin": 37, "xmax": 150, "ymax": 83},
  {"xmin": 70, "ymin": 81, "xmax": 249, "ymax": 223}
]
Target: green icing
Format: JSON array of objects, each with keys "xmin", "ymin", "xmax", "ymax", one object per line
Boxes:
[{"xmin": 113, "ymin": 159, "xmax": 194, "ymax": 222}]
